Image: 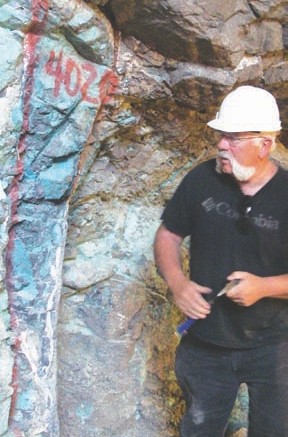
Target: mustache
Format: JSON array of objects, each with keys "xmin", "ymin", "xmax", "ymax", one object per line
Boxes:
[{"xmin": 217, "ymin": 151, "xmax": 232, "ymax": 159}]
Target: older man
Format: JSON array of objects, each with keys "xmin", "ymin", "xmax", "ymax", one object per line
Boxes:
[{"xmin": 154, "ymin": 86, "xmax": 288, "ymax": 436}]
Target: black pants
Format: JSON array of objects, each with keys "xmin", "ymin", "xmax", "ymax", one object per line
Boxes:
[{"xmin": 175, "ymin": 335, "xmax": 288, "ymax": 437}]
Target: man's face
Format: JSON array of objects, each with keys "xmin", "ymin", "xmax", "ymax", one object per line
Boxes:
[{"xmin": 215, "ymin": 132, "xmax": 263, "ymax": 181}]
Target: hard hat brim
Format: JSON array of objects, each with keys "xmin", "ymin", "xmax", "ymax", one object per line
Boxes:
[{"xmin": 207, "ymin": 118, "xmax": 281, "ymax": 133}]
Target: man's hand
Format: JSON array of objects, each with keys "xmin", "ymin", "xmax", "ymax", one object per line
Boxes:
[
  {"xmin": 225, "ymin": 272, "xmax": 265, "ymax": 306},
  {"xmin": 172, "ymin": 277, "xmax": 212, "ymax": 320},
  {"xmin": 154, "ymin": 224, "xmax": 212, "ymax": 319}
]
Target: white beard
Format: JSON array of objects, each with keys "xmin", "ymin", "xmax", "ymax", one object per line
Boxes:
[{"xmin": 216, "ymin": 152, "xmax": 256, "ymax": 181}]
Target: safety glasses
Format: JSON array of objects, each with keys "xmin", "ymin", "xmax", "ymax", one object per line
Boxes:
[{"xmin": 215, "ymin": 132, "xmax": 263, "ymax": 147}]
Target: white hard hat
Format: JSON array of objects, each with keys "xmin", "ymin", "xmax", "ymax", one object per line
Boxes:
[{"xmin": 207, "ymin": 85, "xmax": 281, "ymax": 132}]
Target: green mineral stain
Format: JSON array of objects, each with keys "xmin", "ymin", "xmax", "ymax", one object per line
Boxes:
[{"xmin": 76, "ymin": 402, "xmax": 93, "ymax": 423}]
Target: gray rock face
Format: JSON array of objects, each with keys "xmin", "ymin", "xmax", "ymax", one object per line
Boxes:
[
  {"xmin": 108, "ymin": 0, "xmax": 287, "ymax": 67},
  {"xmin": 0, "ymin": 0, "xmax": 287, "ymax": 436}
]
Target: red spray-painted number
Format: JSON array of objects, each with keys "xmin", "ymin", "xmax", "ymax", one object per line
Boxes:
[{"xmin": 45, "ymin": 50, "xmax": 99, "ymax": 104}]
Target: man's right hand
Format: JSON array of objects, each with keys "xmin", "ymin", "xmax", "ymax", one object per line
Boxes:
[
  {"xmin": 154, "ymin": 224, "xmax": 212, "ymax": 320},
  {"xmin": 171, "ymin": 277, "xmax": 212, "ymax": 320}
]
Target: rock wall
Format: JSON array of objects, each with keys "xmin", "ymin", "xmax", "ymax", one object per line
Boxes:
[{"xmin": 0, "ymin": 1, "xmax": 287, "ymax": 436}]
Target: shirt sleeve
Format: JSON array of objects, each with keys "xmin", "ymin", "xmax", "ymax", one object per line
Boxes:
[{"xmin": 161, "ymin": 172, "xmax": 195, "ymax": 238}]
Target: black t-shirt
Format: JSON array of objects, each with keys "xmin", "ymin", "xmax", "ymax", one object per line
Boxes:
[{"xmin": 162, "ymin": 159, "xmax": 288, "ymax": 347}]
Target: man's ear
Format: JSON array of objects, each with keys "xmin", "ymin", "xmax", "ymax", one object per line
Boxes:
[{"xmin": 259, "ymin": 137, "xmax": 273, "ymax": 158}]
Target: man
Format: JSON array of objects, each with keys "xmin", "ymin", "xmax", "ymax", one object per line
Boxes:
[{"xmin": 154, "ymin": 86, "xmax": 288, "ymax": 437}]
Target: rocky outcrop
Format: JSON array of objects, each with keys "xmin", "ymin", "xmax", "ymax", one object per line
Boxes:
[
  {"xmin": 0, "ymin": 1, "xmax": 287, "ymax": 436},
  {"xmin": 0, "ymin": 0, "xmax": 117, "ymax": 435},
  {"xmin": 107, "ymin": 0, "xmax": 288, "ymax": 137}
]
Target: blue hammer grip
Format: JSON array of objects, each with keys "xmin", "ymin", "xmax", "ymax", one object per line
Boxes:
[{"xmin": 176, "ymin": 317, "xmax": 197, "ymax": 336}]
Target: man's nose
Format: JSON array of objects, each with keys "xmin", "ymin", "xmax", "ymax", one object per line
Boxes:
[{"xmin": 216, "ymin": 136, "xmax": 230, "ymax": 150}]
